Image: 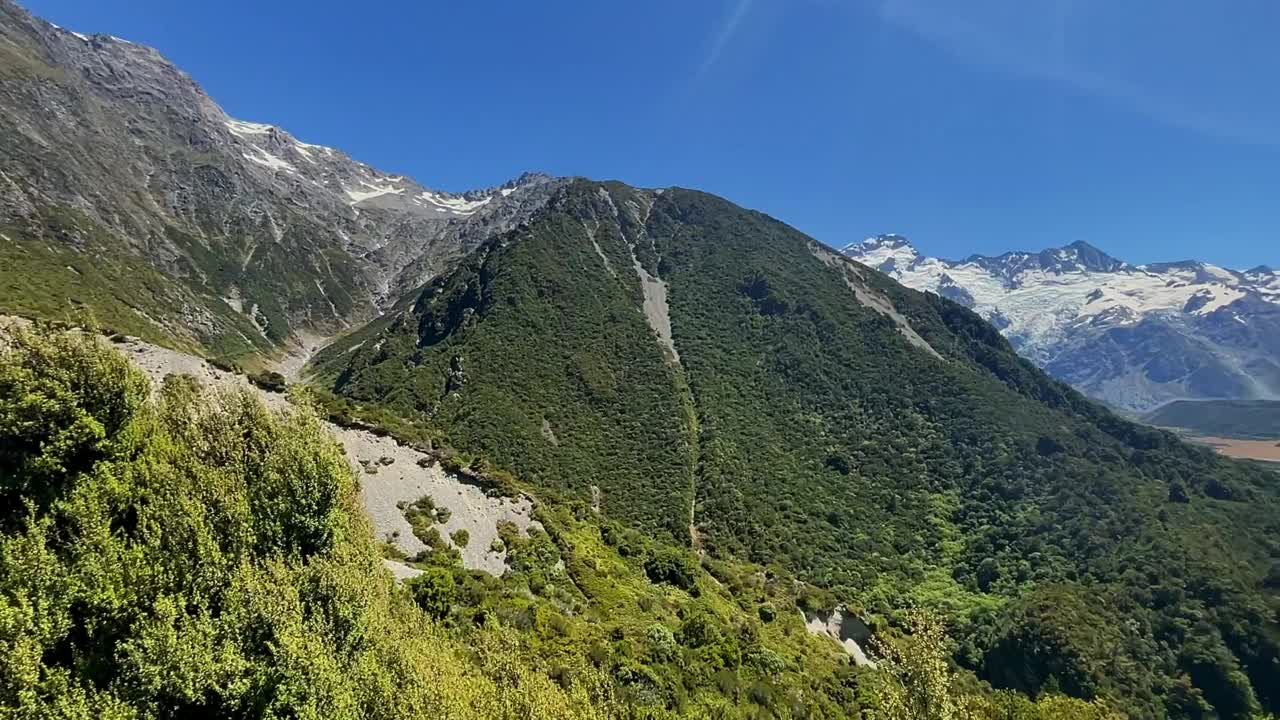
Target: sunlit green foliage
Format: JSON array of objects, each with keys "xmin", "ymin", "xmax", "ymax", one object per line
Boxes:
[
  {"xmin": 0, "ymin": 325, "xmax": 633, "ymax": 719},
  {"xmin": 420, "ymin": 503, "xmax": 861, "ymax": 715},
  {"xmin": 867, "ymin": 612, "xmax": 1126, "ymax": 720}
]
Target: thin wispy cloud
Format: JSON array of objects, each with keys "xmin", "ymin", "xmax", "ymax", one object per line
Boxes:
[
  {"xmin": 877, "ymin": 0, "xmax": 1279, "ymax": 149},
  {"xmin": 696, "ymin": 0, "xmax": 755, "ymax": 79}
]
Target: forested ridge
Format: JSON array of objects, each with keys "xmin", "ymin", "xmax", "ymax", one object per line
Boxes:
[
  {"xmin": 1, "ymin": 324, "xmax": 1137, "ymax": 718},
  {"xmin": 322, "ymin": 181, "xmax": 1280, "ymax": 719}
]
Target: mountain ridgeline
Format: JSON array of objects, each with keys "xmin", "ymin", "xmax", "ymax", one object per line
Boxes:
[
  {"xmin": 0, "ymin": 0, "xmax": 561, "ymax": 357},
  {"xmin": 3, "ymin": 0, "xmax": 1280, "ymax": 715},
  {"xmin": 317, "ymin": 181, "xmax": 1280, "ymax": 718},
  {"xmin": 1146, "ymin": 399, "xmax": 1280, "ymax": 440}
]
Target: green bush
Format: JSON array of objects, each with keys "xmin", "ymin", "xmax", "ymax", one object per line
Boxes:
[
  {"xmin": 247, "ymin": 369, "xmax": 287, "ymax": 392},
  {"xmin": 645, "ymin": 624, "xmax": 680, "ymax": 663},
  {"xmin": 758, "ymin": 603, "xmax": 777, "ymax": 623},
  {"xmin": 644, "ymin": 547, "xmax": 698, "ymax": 591},
  {"xmin": 409, "ymin": 567, "xmax": 457, "ymax": 620},
  {"xmin": 0, "ymin": 322, "xmax": 148, "ymax": 520},
  {"xmin": 0, "ymin": 325, "xmax": 630, "ymax": 718},
  {"xmin": 207, "ymin": 355, "xmax": 242, "ymax": 373}
]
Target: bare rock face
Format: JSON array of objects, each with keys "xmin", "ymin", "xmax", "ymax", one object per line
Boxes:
[
  {"xmin": 98, "ymin": 328, "xmax": 536, "ymax": 577},
  {"xmin": 444, "ymin": 355, "xmax": 467, "ymax": 396},
  {"xmin": 0, "ymin": 0, "xmax": 564, "ymax": 352},
  {"xmin": 802, "ymin": 607, "xmax": 876, "ymax": 667}
]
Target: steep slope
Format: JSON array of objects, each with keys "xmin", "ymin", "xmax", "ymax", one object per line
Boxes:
[
  {"xmin": 844, "ymin": 235, "xmax": 1280, "ymax": 413},
  {"xmin": 0, "ymin": 0, "xmax": 561, "ymax": 356},
  {"xmin": 319, "ymin": 180, "xmax": 1280, "ymax": 718},
  {"xmin": 6, "ymin": 323, "xmax": 892, "ymax": 717},
  {"xmin": 317, "ymin": 183, "xmax": 698, "ymax": 540}
]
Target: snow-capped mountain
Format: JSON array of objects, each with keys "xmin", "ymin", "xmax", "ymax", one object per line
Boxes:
[{"xmin": 844, "ymin": 235, "xmax": 1280, "ymax": 413}]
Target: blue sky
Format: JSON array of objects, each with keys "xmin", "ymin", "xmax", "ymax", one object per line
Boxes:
[{"xmin": 27, "ymin": 0, "xmax": 1280, "ymax": 268}]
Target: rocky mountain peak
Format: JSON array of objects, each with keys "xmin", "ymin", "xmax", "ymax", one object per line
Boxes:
[
  {"xmin": 1057, "ymin": 240, "xmax": 1127, "ymax": 272},
  {"xmin": 844, "ymin": 233, "xmax": 913, "ymax": 252},
  {"xmin": 957, "ymin": 240, "xmax": 1127, "ymax": 279},
  {"xmin": 841, "ymin": 234, "xmax": 919, "ymax": 274}
]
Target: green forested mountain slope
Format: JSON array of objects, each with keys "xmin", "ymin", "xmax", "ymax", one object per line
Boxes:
[
  {"xmin": 0, "ymin": 325, "xmax": 842, "ymax": 717},
  {"xmin": 319, "ymin": 187, "xmax": 696, "ymax": 539},
  {"xmin": 1145, "ymin": 399, "xmax": 1280, "ymax": 440},
  {"xmin": 319, "ymin": 180, "xmax": 1280, "ymax": 719},
  {"xmin": 4, "ymin": 324, "xmax": 1134, "ymax": 719}
]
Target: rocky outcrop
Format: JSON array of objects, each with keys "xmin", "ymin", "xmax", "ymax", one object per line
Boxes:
[
  {"xmin": 802, "ymin": 607, "xmax": 876, "ymax": 667},
  {"xmin": 95, "ymin": 327, "xmax": 536, "ymax": 576}
]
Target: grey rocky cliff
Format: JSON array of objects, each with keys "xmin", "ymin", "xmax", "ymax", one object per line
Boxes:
[{"xmin": 0, "ymin": 0, "xmax": 564, "ymax": 352}]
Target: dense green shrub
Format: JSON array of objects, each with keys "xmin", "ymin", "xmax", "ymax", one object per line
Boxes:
[
  {"xmin": 409, "ymin": 567, "xmax": 457, "ymax": 620},
  {"xmin": 247, "ymin": 369, "xmax": 287, "ymax": 392},
  {"xmin": 644, "ymin": 547, "xmax": 698, "ymax": 591}
]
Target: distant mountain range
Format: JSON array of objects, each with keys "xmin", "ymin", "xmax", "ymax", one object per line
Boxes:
[{"xmin": 843, "ymin": 235, "xmax": 1280, "ymax": 413}]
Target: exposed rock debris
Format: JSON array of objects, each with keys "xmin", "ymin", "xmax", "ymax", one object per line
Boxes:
[
  {"xmin": 541, "ymin": 417, "xmax": 560, "ymax": 445},
  {"xmin": 809, "ymin": 242, "xmax": 943, "ymax": 361},
  {"xmin": 630, "ymin": 255, "xmax": 681, "ymax": 364},
  {"xmin": 803, "ymin": 607, "xmax": 877, "ymax": 667},
  {"xmin": 103, "ymin": 331, "xmax": 536, "ymax": 577}
]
